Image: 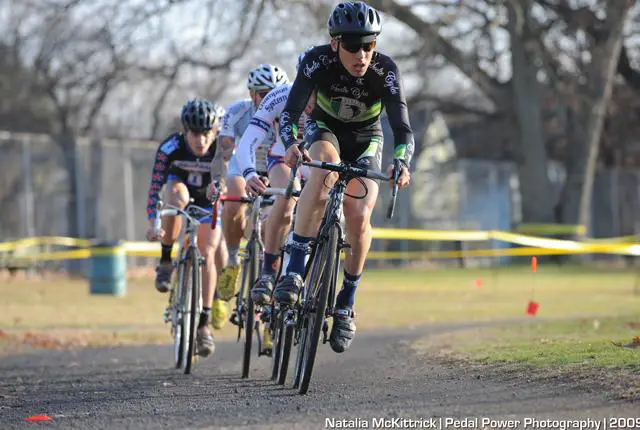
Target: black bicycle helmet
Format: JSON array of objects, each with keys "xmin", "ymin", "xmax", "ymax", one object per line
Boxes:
[
  {"xmin": 328, "ymin": 2, "xmax": 382, "ymax": 40},
  {"xmin": 180, "ymin": 99, "xmax": 221, "ymax": 132}
]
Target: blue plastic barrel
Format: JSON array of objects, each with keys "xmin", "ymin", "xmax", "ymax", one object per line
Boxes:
[{"xmin": 89, "ymin": 241, "xmax": 127, "ymax": 296}]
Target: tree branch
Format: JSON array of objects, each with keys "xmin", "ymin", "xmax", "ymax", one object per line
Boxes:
[
  {"xmin": 407, "ymin": 92, "xmax": 500, "ymax": 119},
  {"xmin": 150, "ymin": 63, "xmax": 181, "ymax": 140},
  {"xmin": 367, "ymin": 0, "xmax": 509, "ymax": 107},
  {"xmin": 182, "ymin": 0, "xmax": 266, "ymax": 71}
]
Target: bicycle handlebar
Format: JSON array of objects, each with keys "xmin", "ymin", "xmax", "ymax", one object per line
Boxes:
[
  {"xmin": 303, "ymin": 160, "xmax": 390, "ymax": 182},
  {"xmin": 209, "ymin": 185, "xmax": 302, "ymax": 230},
  {"xmin": 285, "ymin": 156, "xmax": 401, "ymax": 220},
  {"xmin": 155, "ymin": 199, "xmax": 210, "ymax": 232}
]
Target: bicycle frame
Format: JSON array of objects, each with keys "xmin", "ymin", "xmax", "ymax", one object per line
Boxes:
[
  {"xmin": 225, "ymin": 187, "xmax": 301, "ymax": 378},
  {"xmin": 156, "ymin": 200, "xmax": 210, "ymax": 374},
  {"xmin": 285, "ymin": 159, "xmax": 393, "ymax": 394}
]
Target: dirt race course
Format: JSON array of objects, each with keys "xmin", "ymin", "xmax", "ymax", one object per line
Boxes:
[{"xmin": 1, "ymin": 323, "xmax": 637, "ymax": 430}]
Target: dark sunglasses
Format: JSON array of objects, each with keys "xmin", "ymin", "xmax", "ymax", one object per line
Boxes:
[
  {"xmin": 340, "ymin": 40, "xmax": 376, "ymax": 54},
  {"xmin": 256, "ymin": 90, "xmax": 270, "ymax": 98}
]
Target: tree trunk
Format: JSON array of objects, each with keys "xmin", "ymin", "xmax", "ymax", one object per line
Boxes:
[
  {"xmin": 506, "ymin": 1, "xmax": 554, "ymax": 224},
  {"xmin": 559, "ymin": 4, "xmax": 633, "ymax": 238},
  {"xmin": 58, "ymin": 132, "xmax": 81, "ymax": 238}
]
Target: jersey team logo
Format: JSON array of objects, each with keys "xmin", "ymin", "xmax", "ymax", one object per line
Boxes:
[{"xmin": 330, "ymin": 97, "xmax": 368, "ymax": 122}]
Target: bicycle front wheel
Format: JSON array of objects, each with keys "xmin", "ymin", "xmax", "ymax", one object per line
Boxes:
[
  {"xmin": 277, "ymin": 311, "xmax": 294, "ymax": 385},
  {"xmin": 297, "ymin": 224, "xmax": 339, "ymax": 394},
  {"xmin": 184, "ymin": 248, "xmax": 201, "ymax": 375},
  {"xmin": 242, "ymin": 239, "xmax": 260, "ymax": 379},
  {"xmin": 270, "ymin": 305, "xmax": 282, "ymax": 381},
  {"xmin": 172, "ymin": 258, "xmax": 187, "ymax": 369}
]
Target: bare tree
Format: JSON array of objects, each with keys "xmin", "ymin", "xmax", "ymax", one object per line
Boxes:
[
  {"xmin": 545, "ymin": 0, "xmax": 637, "ymax": 236},
  {"xmin": 0, "ymin": 0, "xmax": 268, "ymax": 236}
]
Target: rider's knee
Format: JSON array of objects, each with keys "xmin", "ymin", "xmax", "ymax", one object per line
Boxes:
[
  {"xmin": 226, "ymin": 175, "xmax": 246, "ymax": 195},
  {"xmin": 310, "ymin": 140, "xmax": 339, "ymax": 163},
  {"xmin": 306, "ymin": 176, "xmax": 332, "ymax": 202},
  {"xmin": 274, "ymin": 196, "xmax": 295, "ymax": 220},
  {"xmin": 200, "ymin": 243, "xmax": 217, "ymax": 263},
  {"xmin": 344, "ymin": 202, "xmax": 372, "ymax": 232},
  {"xmin": 279, "ymin": 206, "xmax": 294, "ymax": 226},
  {"xmin": 167, "ymin": 182, "xmax": 189, "ymax": 207}
]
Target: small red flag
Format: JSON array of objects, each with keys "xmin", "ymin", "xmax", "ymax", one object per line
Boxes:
[
  {"xmin": 531, "ymin": 256, "xmax": 537, "ymax": 273},
  {"xmin": 526, "ymin": 300, "xmax": 539, "ymax": 316},
  {"xmin": 474, "ymin": 279, "xmax": 483, "ymax": 288}
]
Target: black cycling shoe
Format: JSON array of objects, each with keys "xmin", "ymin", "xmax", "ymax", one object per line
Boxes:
[
  {"xmin": 329, "ymin": 307, "xmax": 356, "ymax": 353},
  {"xmin": 273, "ymin": 273, "xmax": 304, "ymax": 305},
  {"xmin": 251, "ymin": 274, "xmax": 275, "ymax": 305},
  {"xmin": 155, "ymin": 262, "xmax": 174, "ymax": 293}
]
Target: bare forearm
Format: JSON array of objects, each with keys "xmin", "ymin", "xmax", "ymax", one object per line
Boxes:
[{"xmin": 212, "ymin": 136, "xmax": 235, "ymax": 182}]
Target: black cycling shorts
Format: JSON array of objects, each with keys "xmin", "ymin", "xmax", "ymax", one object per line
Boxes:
[{"xmin": 303, "ymin": 119, "xmax": 383, "ymax": 171}]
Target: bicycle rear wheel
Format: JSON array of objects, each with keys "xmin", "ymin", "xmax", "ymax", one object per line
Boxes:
[
  {"xmin": 172, "ymin": 258, "xmax": 187, "ymax": 369},
  {"xmin": 277, "ymin": 310, "xmax": 294, "ymax": 385},
  {"xmin": 184, "ymin": 248, "xmax": 201, "ymax": 374},
  {"xmin": 242, "ymin": 238, "xmax": 260, "ymax": 378},
  {"xmin": 271, "ymin": 304, "xmax": 284, "ymax": 381},
  {"xmin": 297, "ymin": 224, "xmax": 339, "ymax": 394}
]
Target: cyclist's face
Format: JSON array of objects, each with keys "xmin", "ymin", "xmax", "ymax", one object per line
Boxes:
[
  {"xmin": 332, "ymin": 38, "xmax": 376, "ymax": 77},
  {"xmin": 185, "ymin": 128, "xmax": 217, "ymax": 156},
  {"xmin": 250, "ymin": 89, "xmax": 270, "ymax": 109}
]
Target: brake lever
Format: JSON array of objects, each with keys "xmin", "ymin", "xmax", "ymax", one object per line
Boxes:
[
  {"xmin": 153, "ymin": 200, "xmax": 163, "ymax": 232},
  {"xmin": 209, "ymin": 181, "xmax": 221, "ymax": 230},
  {"xmin": 285, "ymin": 142, "xmax": 306, "ymax": 199},
  {"xmin": 386, "ymin": 159, "xmax": 401, "ymax": 220}
]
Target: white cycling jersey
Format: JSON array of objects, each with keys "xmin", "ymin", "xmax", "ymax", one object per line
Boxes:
[
  {"xmin": 236, "ymin": 84, "xmax": 309, "ymax": 180},
  {"xmin": 220, "ymin": 99, "xmax": 275, "ymax": 174}
]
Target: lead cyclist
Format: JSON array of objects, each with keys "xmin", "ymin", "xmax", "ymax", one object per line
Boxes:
[{"xmin": 274, "ymin": 1, "xmax": 414, "ymax": 353}]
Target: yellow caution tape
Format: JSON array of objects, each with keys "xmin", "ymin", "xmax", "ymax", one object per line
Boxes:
[
  {"xmin": 371, "ymin": 228, "xmax": 491, "ymax": 241},
  {"xmin": 8, "ymin": 249, "xmax": 91, "ymax": 261},
  {"xmin": 0, "ymin": 236, "xmax": 91, "ymax": 252},
  {"xmin": 515, "ymin": 223, "xmax": 587, "ymax": 235},
  {"xmin": 1, "ymin": 229, "xmax": 638, "ymax": 262}
]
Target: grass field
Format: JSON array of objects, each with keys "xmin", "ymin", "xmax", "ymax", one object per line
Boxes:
[
  {"xmin": 413, "ymin": 315, "xmax": 640, "ymax": 367},
  {"xmin": 411, "ymin": 315, "xmax": 640, "ymax": 399},
  {"xmin": 1, "ymin": 265, "xmax": 639, "ymax": 354}
]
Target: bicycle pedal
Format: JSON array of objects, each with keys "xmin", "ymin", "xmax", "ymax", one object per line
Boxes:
[
  {"xmin": 259, "ymin": 348, "xmax": 273, "ymax": 357},
  {"xmin": 229, "ymin": 312, "xmax": 240, "ymax": 327}
]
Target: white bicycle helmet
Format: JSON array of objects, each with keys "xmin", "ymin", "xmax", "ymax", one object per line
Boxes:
[
  {"xmin": 214, "ymin": 104, "xmax": 226, "ymax": 123},
  {"xmin": 247, "ymin": 64, "xmax": 289, "ymax": 91}
]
